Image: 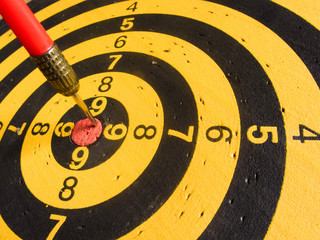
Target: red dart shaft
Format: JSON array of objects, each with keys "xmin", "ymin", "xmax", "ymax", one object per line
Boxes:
[
  {"xmin": 0, "ymin": 0, "xmax": 97, "ymax": 125},
  {"xmin": 0, "ymin": 0, "xmax": 54, "ymax": 56}
]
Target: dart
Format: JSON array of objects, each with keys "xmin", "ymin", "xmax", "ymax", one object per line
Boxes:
[{"xmin": 0, "ymin": 0, "xmax": 97, "ymax": 125}]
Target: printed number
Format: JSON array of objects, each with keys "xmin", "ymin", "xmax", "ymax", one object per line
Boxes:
[
  {"xmin": 168, "ymin": 126, "xmax": 194, "ymax": 142},
  {"xmin": 8, "ymin": 122, "xmax": 27, "ymax": 135},
  {"xmin": 247, "ymin": 125, "xmax": 278, "ymax": 144},
  {"xmin": 104, "ymin": 124, "xmax": 128, "ymax": 140},
  {"xmin": 54, "ymin": 122, "xmax": 74, "ymax": 137},
  {"xmin": 108, "ymin": 54, "xmax": 123, "ymax": 70},
  {"xmin": 90, "ymin": 97, "xmax": 107, "ymax": 116},
  {"xmin": 59, "ymin": 177, "xmax": 78, "ymax": 201},
  {"xmin": 114, "ymin": 36, "xmax": 127, "ymax": 48},
  {"xmin": 0, "ymin": 121, "xmax": 3, "ymax": 130},
  {"xmin": 293, "ymin": 124, "xmax": 320, "ymax": 143},
  {"xmin": 70, "ymin": 147, "xmax": 89, "ymax": 170},
  {"xmin": 120, "ymin": 17, "xmax": 135, "ymax": 31},
  {"xmin": 134, "ymin": 125, "xmax": 156, "ymax": 139},
  {"xmin": 206, "ymin": 126, "xmax": 232, "ymax": 143},
  {"xmin": 31, "ymin": 123, "xmax": 50, "ymax": 135},
  {"xmin": 46, "ymin": 214, "xmax": 66, "ymax": 240},
  {"xmin": 126, "ymin": 2, "xmax": 138, "ymax": 11},
  {"xmin": 98, "ymin": 76, "xmax": 113, "ymax": 92}
]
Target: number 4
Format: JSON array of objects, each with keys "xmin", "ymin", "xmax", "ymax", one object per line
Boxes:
[
  {"xmin": 47, "ymin": 214, "xmax": 66, "ymax": 240},
  {"xmin": 126, "ymin": 2, "xmax": 138, "ymax": 12},
  {"xmin": 293, "ymin": 124, "xmax": 320, "ymax": 143}
]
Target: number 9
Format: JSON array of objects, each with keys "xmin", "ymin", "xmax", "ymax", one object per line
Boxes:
[{"xmin": 90, "ymin": 97, "xmax": 107, "ymax": 116}]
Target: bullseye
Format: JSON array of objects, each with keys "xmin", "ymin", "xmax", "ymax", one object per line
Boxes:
[{"xmin": 71, "ymin": 118, "xmax": 102, "ymax": 146}]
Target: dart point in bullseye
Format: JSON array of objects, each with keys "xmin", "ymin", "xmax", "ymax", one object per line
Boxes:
[{"xmin": 0, "ymin": 0, "xmax": 96, "ymax": 126}]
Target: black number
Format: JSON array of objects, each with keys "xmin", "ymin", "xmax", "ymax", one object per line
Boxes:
[
  {"xmin": 0, "ymin": 121, "xmax": 3, "ymax": 130},
  {"xmin": 31, "ymin": 123, "xmax": 50, "ymax": 135},
  {"xmin": 134, "ymin": 125, "xmax": 157, "ymax": 139},
  {"xmin": 114, "ymin": 36, "xmax": 127, "ymax": 48},
  {"xmin": 59, "ymin": 176, "xmax": 78, "ymax": 201},
  {"xmin": 206, "ymin": 126, "xmax": 232, "ymax": 143},
  {"xmin": 126, "ymin": 2, "xmax": 138, "ymax": 11},
  {"xmin": 98, "ymin": 76, "xmax": 113, "ymax": 92},
  {"xmin": 293, "ymin": 124, "xmax": 320, "ymax": 143}
]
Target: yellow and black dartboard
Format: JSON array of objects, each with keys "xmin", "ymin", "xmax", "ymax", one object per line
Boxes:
[{"xmin": 0, "ymin": 0, "xmax": 320, "ymax": 239}]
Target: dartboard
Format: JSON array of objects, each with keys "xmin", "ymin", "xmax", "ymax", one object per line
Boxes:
[{"xmin": 0, "ymin": 0, "xmax": 319, "ymax": 239}]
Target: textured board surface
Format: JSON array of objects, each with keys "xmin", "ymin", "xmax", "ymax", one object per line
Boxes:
[{"xmin": 0, "ymin": 0, "xmax": 319, "ymax": 239}]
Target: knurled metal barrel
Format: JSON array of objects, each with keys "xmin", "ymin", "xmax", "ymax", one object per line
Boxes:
[{"xmin": 30, "ymin": 43, "xmax": 79, "ymax": 96}]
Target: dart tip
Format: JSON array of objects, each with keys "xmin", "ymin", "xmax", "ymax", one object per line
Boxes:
[
  {"xmin": 72, "ymin": 93, "xmax": 97, "ymax": 126},
  {"xmin": 85, "ymin": 109, "xmax": 98, "ymax": 126}
]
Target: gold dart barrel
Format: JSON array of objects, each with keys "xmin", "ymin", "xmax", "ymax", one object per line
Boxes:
[{"xmin": 30, "ymin": 43, "xmax": 97, "ymax": 125}]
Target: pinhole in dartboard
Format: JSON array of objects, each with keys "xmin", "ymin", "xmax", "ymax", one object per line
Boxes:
[{"xmin": 51, "ymin": 96, "xmax": 128, "ymax": 170}]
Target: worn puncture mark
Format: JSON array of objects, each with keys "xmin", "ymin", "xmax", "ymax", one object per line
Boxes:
[
  {"xmin": 226, "ymin": 13, "xmax": 229, "ymax": 16},
  {"xmin": 200, "ymin": 116, "xmax": 203, "ymax": 121},
  {"xmin": 282, "ymin": 108, "xmax": 285, "ymax": 113},
  {"xmin": 115, "ymin": 175, "xmax": 120, "ymax": 181},
  {"xmin": 241, "ymin": 38, "xmax": 246, "ymax": 42},
  {"xmin": 244, "ymin": 177, "xmax": 249, "ymax": 184},
  {"xmin": 200, "ymin": 97, "xmax": 205, "ymax": 105},
  {"xmin": 208, "ymin": 11, "xmax": 214, "ymax": 14},
  {"xmin": 232, "ymin": 153, "xmax": 236, "ymax": 158},
  {"xmin": 137, "ymin": 230, "xmax": 143, "ymax": 236},
  {"xmin": 228, "ymin": 199, "xmax": 234, "ymax": 205},
  {"xmin": 199, "ymin": 211, "xmax": 205, "ymax": 218},
  {"xmin": 266, "ymin": 64, "xmax": 270, "ymax": 68},
  {"xmin": 163, "ymin": 49, "xmax": 171, "ymax": 53},
  {"xmin": 240, "ymin": 216, "xmax": 246, "ymax": 223},
  {"xmin": 186, "ymin": 193, "xmax": 192, "ymax": 200},
  {"xmin": 178, "ymin": 211, "xmax": 185, "ymax": 219},
  {"xmin": 202, "ymin": 160, "xmax": 207, "ymax": 166},
  {"xmin": 183, "ymin": 185, "xmax": 188, "ymax": 191}
]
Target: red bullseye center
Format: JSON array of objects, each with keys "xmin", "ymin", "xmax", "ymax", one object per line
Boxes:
[{"xmin": 71, "ymin": 118, "xmax": 102, "ymax": 146}]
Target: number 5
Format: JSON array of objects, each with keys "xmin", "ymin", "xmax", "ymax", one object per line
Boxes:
[
  {"xmin": 47, "ymin": 214, "xmax": 66, "ymax": 240},
  {"xmin": 120, "ymin": 17, "xmax": 135, "ymax": 31},
  {"xmin": 247, "ymin": 125, "xmax": 278, "ymax": 144}
]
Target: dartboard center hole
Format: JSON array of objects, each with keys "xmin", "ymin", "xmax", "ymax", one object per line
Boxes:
[{"xmin": 71, "ymin": 118, "xmax": 103, "ymax": 146}]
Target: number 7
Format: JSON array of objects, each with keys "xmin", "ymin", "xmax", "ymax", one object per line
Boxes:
[
  {"xmin": 108, "ymin": 54, "xmax": 122, "ymax": 70},
  {"xmin": 168, "ymin": 126, "xmax": 194, "ymax": 142},
  {"xmin": 46, "ymin": 214, "xmax": 66, "ymax": 240}
]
